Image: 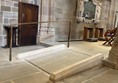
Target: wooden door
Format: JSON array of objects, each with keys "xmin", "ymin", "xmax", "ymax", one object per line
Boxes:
[{"xmin": 18, "ymin": 2, "xmax": 39, "ymax": 46}]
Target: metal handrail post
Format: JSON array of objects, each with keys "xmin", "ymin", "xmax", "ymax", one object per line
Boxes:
[
  {"xmin": 67, "ymin": 21, "xmax": 72, "ymax": 47},
  {"xmin": 39, "ymin": 0, "xmax": 43, "ymax": 42},
  {"xmin": 9, "ymin": 25, "xmax": 13, "ymax": 61}
]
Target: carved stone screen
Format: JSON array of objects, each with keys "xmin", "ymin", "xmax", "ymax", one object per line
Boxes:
[{"xmin": 83, "ymin": 0, "xmax": 96, "ymax": 19}]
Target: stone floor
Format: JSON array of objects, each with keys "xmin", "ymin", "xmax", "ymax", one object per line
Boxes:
[
  {"xmin": 63, "ymin": 41, "xmax": 111, "ymax": 58},
  {"xmin": 0, "ymin": 41, "xmax": 118, "ymax": 83},
  {"xmin": 60, "ymin": 66, "xmax": 118, "ymax": 83}
]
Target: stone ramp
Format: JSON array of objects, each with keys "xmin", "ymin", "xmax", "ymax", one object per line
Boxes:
[
  {"xmin": 17, "ymin": 44, "xmax": 104, "ymax": 82},
  {"xmin": 17, "ymin": 44, "xmax": 92, "ymax": 74},
  {"xmin": 26, "ymin": 48, "xmax": 90, "ymax": 74}
]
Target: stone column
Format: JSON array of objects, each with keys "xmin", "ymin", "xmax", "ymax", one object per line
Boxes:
[
  {"xmin": 99, "ymin": 0, "xmax": 110, "ymax": 31},
  {"xmin": 0, "ymin": 0, "xmax": 1, "ymax": 11},
  {"xmin": 54, "ymin": 0, "xmax": 77, "ymax": 41},
  {"xmin": 102, "ymin": 0, "xmax": 118, "ymax": 70},
  {"xmin": 103, "ymin": 28, "xmax": 118, "ymax": 69},
  {"xmin": 107, "ymin": 0, "xmax": 116, "ymax": 29},
  {"xmin": 108, "ymin": 29, "xmax": 118, "ymax": 69}
]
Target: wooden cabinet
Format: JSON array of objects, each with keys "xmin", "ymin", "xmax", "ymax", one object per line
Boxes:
[
  {"xmin": 18, "ymin": 2, "xmax": 39, "ymax": 46},
  {"xmin": 83, "ymin": 27, "xmax": 104, "ymax": 41},
  {"xmin": 83, "ymin": 27, "xmax": 94, "ymax": 40},
  {"xmin": 95, "ymin": 28, "xmax": 104, "ymax": 38}
]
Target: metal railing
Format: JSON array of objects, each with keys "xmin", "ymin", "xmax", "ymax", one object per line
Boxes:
[{"xmin": 9, "ymin": 20, "xmax": 72, "ymax": 61}]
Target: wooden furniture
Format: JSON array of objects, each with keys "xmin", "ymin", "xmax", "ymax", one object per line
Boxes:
[
  {"xmin": 103, "ymin": 28, "xmax": 117, "ymax": 46},
  {"xmin": 83, "ymin": 27, "xmax": 94, "ymax": 40},
  {"xmin": 18, "ymin": 2, "xmax": 39, "ymax": 46},
  {"xmin": 95, "ymin": 28, "xmax": 104, "ymax": 38},
  {"xmin": 3, "ymin": 26, "xmax": 18, "ymax": 47}
]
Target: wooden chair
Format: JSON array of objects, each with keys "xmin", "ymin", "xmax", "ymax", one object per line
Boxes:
[{"xmin": 103, "ymin": 28, "xmax": 117, "ymax": 46}]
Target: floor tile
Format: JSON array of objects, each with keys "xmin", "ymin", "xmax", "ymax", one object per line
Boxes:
[
  {"xmin": 92, "ymin": 69, "xmax": 118, "ymax": 83},
  {"xmin": 62, "ymin": 67, "xmax": 110, "ymax": 83},
  {"xmin": 13, "ymin": 72, "xmax": 49, "ymax": 83},
  {"xmin": 83, "ymin": 80, "xmax": 96, "ymax": 83},
  {"xmin": 0, "ymin": 62, "xmax": 40, "ymax": 82},
  {"xmin": 1, "ymin": 81, "xmax": 12, "ymax": 83}
]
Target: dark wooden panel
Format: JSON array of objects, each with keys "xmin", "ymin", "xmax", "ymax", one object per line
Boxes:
[{"xmin": 18, "ymin": 2, "xmax": 39, "ymax": 46}]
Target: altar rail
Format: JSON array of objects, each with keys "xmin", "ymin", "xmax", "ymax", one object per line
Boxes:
[{"xmin": 8, "ymin": 20, "xmax": 72, "ymax": 61}]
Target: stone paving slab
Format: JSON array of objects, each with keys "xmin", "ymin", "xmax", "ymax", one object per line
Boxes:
[
  {"xmin": 62, "ymin": 67, "xmax": 110, "ymax": 83},
  {"xmin": 92, "ymin": 69, "xmax": 118, "ymax": 83},
  {"xmin": 13, "ymin": 72, "xmax": 49, "ymax": 83},
  {"xmin": 83, "ymin": 80, "xmax": 95, "ymax": 83},
  {"xmin": 0, "ymin": 61, "xmax": 14, "ymax": 67},
  {"xmin": 0, "ymin": 61, "xmax": 40, "ymax": 82},
  {"xmin": 1, "ymin": 81, "xmax": 12, "ymax": 83},
  {"xmin": 26, "ymin": 48, "xmax": 90, "ymax": 73}
]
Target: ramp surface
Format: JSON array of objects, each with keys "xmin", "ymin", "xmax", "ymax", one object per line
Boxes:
[
  {"xmin": 26, "ymin": 49, "xmax": 90, "ymax": 73},
  {"xmin": 17, "ymin": 44, "xmax": 96, "ymax": 73}
]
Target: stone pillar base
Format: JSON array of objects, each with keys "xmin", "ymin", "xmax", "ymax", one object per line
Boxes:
[
  {"xmin": 102, "ymin": 58, "xmax": 117, "ymax": 69},
  {"xmin": 102, "ymin": 42, "xmax": 118, "ymax": 70}
]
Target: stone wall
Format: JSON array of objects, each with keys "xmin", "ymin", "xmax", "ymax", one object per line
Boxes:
[
  {"xmin": 114, "ymin": 0, "xmax": 118, "ymax": 27},
  {"xmin": 103, "ymin": 0, "xmax": 118, "ymax": 70},
  {"xmin": 38, "ymin": 0, "xmax": 55, "ymax": 42},
  {"xmin": 99, "ymin": 0, "xmax": 111, "ymax": 31},
  {"xmin": 100, "ymin": 0, "xmax": 118, "ymax": 30},
  {"xmin": 0, "ymin": 0, "xmax": 37, "ymax": 46},
  {"xmin": 0, "ymin": 0, "xmax": 73, "ymax": 46},
  {"xmin": 107, "ymin": 0, "xmax": 116, "ymax": 29},
  {"xmin": 0, "ymin": 0, "xmax": 117, "ymax": 45},
  {"xmin": 54, "ymin": 0, "xmax": 77, "ymax": 41}
]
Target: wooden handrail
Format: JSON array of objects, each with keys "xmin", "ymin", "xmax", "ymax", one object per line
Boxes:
[{"xmin": 9, "ymin": 20, "xmax": 72, "ymax": 26}]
